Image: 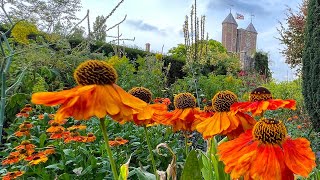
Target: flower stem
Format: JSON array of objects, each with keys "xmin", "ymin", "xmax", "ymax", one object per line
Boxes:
[
  {"xmin": 184, "ymin": 131, "xmax": 189, "ymax": 156},
  {"xmin": 99, "ymin": 118, "xmax": 118, "ymax": 180},
  {"xmin": 144, "ymin": 126, "xmax": 159, "ymax": 180}
]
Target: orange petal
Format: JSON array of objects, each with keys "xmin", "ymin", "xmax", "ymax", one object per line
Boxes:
[
  {"xmin": 113, "ymin": 84, "xmax": 147, "ymax": 110},
  {"xmin": 249, "ymin": 145, "xmax": 282, "ymax": 180},
  {"xmin": 283, "ymin": 138, "xmax": 316, "ymax": 177}
]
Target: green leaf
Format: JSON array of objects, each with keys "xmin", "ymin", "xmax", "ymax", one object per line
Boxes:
[
  {"xmin": 81, "ymin": 165, "xmax": 92, "ymax": 175},
  {"xmin": 63, "ymin": 149, "xmax": 73, "ymax": 156},
  {"xmin": 118, "ymin": 155, "xmax": 131, "ymax": 180},
  {"xmin": 39, "ymin": 133, "xmax": 47, "ymax": 148},
  {"xmin": 45, "ymin": 163, "xmax": 63, "ymax": 170},
  {"xmin": 181, "ymin": 150, "xmax": 202, "ymax": 180},
  {"xmin": 199, "ymin": 151, "xmax": 215, "ymax": 180},
  {"xmin": 59, "ymin": 173, "xmax": 71, "ymax": 180},
  {"xmin": 130, "ymin": 168, "xmax": 155, "ymax": 180}
]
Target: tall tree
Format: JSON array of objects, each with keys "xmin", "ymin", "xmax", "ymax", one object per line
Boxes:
[
  {"xmin": 278, "ymin": 0, "xmax": 308, "ymax": 71},
  {"xmin": 302, "ymin": 0, "xmax": 320, "ymax": 132},
  {"xmin": 93, "ymin": 15, "xmax": 107, "ymax": 42},
  {"xmin": 2, "ymin": 0, "xmax": 82, "ymax": 34},
  {"xmin": 253, "ymin": 52, "xmax": 271, "ymax": 79}
]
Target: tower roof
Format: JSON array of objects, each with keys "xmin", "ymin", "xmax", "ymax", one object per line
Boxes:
[
  {"xmin": 222, "ymin": 13, "xmax": 238, "ymax": 26},
  {"xmin": 246, "ymin": 23, "xmax": 257, "ymax": 33}
]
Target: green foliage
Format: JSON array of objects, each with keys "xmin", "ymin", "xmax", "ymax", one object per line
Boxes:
[
  {"xmin": 170, "ymin": 75, "xmax": 243, "ymax": 106},
  {"xmin": 108, "ymin": 55, "xmax": 167, "ymax": 98},
  {"xmin": 302, "ymin": 0, "xmax": 320, "ymax": 132},
  {"xmin": 253, "ymin": 52, "xmax": 271, "ymax": 79},
  {"xmin": 11, "ymin": 21, "xmax": 38, "ymax": 44},
  {"xmin": 181, "ymin": 150, "xmax": 202, "ymax": 180},
  {"xmin": 168, "ymin": 44, "xmax": 187, "ymax": 60}
]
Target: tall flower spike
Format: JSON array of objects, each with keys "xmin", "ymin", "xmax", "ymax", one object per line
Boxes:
[
  {"xmin": 31, "ymin": 60, "xmax": 147, "ymax": 123},
  {"xmin": 231, "ymin": 87, "xmax": 296, "ymax": 116},
  {"xmin": 158, "ymin": 93, "xmax": 201, "ymax": 132},
  {"xmin": 128, "ymin": 87, "xmax": 168, "ymax": 126},
  {"xmin": 196, "ymin": 90, "xmax": 256, "ymax": 139},
  {"xmin": 218, "ymin": 118, "xmax": 316, "ymax": 180}
]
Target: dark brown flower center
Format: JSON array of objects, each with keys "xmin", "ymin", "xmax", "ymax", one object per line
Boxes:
[
  {"xmin": 51, "ymin": 122, "xmax": 60, "ymax": 127},
  {"xmin": 174, "ymin": 93, "xmax": 196, "ymax": 109},
  {"xmin": 212, "ymin": 91, "xmax": 237, "ymax": 112},
  {"xmin": 128, "ymin": 87, "xmax": 152, "ymax": 103},
  {"xmin": 249, "ymin": 87, "xmax": 272, "ymax": 102},
  {"xmin": 253, "ymin": 118, "xmax": 287, "ymax": 145},
  {"xmin": 74, "ymin": 60, "xmax": 118, "ymax": 85}
]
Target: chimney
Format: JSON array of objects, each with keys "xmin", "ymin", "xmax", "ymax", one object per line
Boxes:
[{"xmin": 145, "ymin": 43, "xmax": 150, "ymax": 52}]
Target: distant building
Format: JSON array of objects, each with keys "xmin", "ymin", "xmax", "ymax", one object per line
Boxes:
[{"xmin": 221, "ymin": 12, "xmax": 257, "ymax": 70}]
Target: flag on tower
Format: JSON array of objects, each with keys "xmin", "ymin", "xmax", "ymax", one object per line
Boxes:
[{"xmin": 236, "ymin": 13, "xmax": 244, "ymax": 20}]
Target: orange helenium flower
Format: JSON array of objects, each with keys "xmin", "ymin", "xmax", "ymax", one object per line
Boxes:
[
  {"xmin": 43, "ymin": 147, "xmax": 55, "ymax": 155},
  {"xmin": 218, "ymin": 118, "xmax": 316, "ymax": 180},
  {"xmin": 64, "ymin": 132, "xmax": 85, "ymax": 143},
  {"xmin": 49, "ymin": 130, "xmax": 70, "ymax": 139},
  {"xmin": 2, "ymin": 171, "xmax": 24, "ymax": 180},
  {"xmin": 128, "ymin": 87, "xmax": 168, "ymax": 126},
  {"xmin": 83, "ymin": 133, "xmax": 96, "ymax": 143},
  {"xmin": 231, "ymin": 87, "xmax": 296, "ymax": 116},
  {"xmin": 31, "ymin": 60, "xmax": 147, "ymax": 124},
  {"xmin": 15, "ymin": 140, "xmax": 36, "ymax": 152},
  {"xmin": 109, "ymin": 137, "xmax": 129, "ymax": 147},
  {"xmin": 18, "ymin": 121, "xmax": 33, "ymax": 129},
  {"xmin": 196, "ymin": 91, "xmax": 256, "ymax": 139},
  {"xmin": 67, "ymin": 124, "xmax": 87, "ymax": 131},
  {"xmin": 159, "ymin": 93, "xmax": 202, "ymax": 132},
  {"xmin": 28, "ymin": 155, "xmax": 48, "ymax": 165},
  {"xmin": 1, "ymin": 155, "xmax": 20, "ymax": 165},
  {"xmin": 14, "ymin": 128, "xmax": 30, "ymax": 137},
  {"xmin": 46, "ymin": 122, "xmax": 65, "ymax": 133}
]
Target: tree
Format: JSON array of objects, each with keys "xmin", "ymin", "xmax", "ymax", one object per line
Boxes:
[
  {"xmin": 302, "ymin": 0, "xmax": 320, "ymax": 132},
  {"xmin": 93, "ymin": 15, "xmax": 107, "ymax": 42},
  {"xmin": 278, "ymin": 0, "xmax": 308, "ymax": 71},
  {"xmin": 168, "ymin": 39, "xmax": 226, "ymax": 61},
  {"xmin": 253, "ymin": 52, "xmax": 271, "ymax": 79},
  {"xmin": 3, "ymin": 0, "xmax": 82, "ymax": 33}
]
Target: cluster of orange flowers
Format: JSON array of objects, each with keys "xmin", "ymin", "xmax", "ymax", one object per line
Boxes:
[
  {"xmin": 2, "ymin": 139, "xmax": 54, "ymax": 166},
  {"xmin": 2, "ymin": 171, "xmax": 24, "ymax": 180},
  {"xmin": 29, "ymin": 60, "xmax": 316, "ymax": 179},
  {"xmin": 47, "ymin": 121, "xmax": 96, "ymax": 143},
  {"xmin": 13, "ymin": 121, "xmax": 32, "ymax": 137},
  {"xmin": 15, "ymin": 104, "xmax": 32, "ymax": 118}
]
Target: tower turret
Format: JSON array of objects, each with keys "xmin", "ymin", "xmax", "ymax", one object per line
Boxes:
[
  {"xmin": 222, "ymin": 13, "xmax": 238, "ymax": 52},
  {"xmin": 245, "ymin": 22, "xmax": 258, "ymax": 55}
]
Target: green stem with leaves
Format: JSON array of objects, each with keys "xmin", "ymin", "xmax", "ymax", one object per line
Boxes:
[
  {"xmin": 144, "ymin": 126, "xmax": 159, "ymax": 180},
  {"xmin": 99, "ymin": 118, "xmax": 118, "ymax": 179}
]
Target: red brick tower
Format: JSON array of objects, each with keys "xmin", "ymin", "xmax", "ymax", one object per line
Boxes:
[
  {"xmin": 245, "ymin": 22, "xmax": 257, "ymax": 55},
  {"xmin": 222, "ymin": 13, "xmax": 238, "ymax": 53}
]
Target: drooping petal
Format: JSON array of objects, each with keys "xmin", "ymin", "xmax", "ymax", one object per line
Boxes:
[
  {"xmin": 31, "ymin": 85, "xmax": 95, "ymax": 106},
  {"xmin": 283, "ymin": 138, "xmax": 316, "ymax": 177},
  {"xmin": 249, "ymin": 145, "xmax": 283, "ymax": 180},
  {"xmin": 113, "ymin": 84, "xmax": 147, "ymax": 110}
]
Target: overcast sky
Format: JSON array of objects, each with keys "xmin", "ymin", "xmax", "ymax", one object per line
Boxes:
[{"xmin": 77, "ymin": 0, "xmax": 301, "ymax": 81}]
